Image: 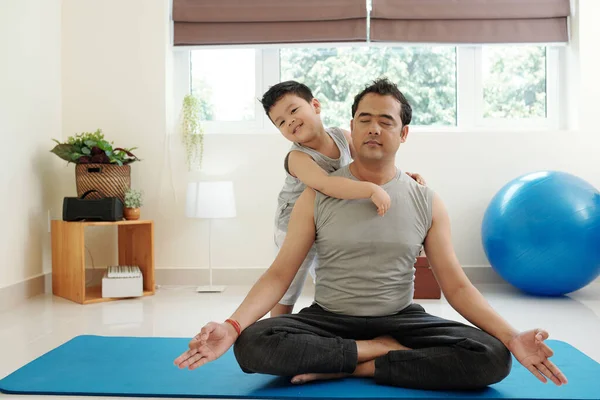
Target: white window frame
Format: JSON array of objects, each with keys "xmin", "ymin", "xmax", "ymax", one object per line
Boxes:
[
  {"xmin": 463, "ymin": 45, "xmax": 560, "ymax": 132},
  {"xmin": 173, "ymin": 49, "xmax": 274, "ymax": 134},
  {"xmin": 173, "ymin": 43, "xmax": 562, "ymax": 134}
]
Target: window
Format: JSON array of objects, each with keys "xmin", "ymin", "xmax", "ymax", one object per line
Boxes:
[
  {"xmin": 482, "ymin": 46, "xmax": 547, "ymax": 119},
  {"xmin": 190, "ymin": 49, "xmax": 256, "ymax": 122},
  {"xmin": 280, "ymin": 47, "xmax": 456, "ymax": 129},
  {"xmin": 176, "ymin": 44, "xmax": 560, "ymax": 133}
]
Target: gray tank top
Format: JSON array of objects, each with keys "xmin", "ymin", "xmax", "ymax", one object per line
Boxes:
[
  {"xmin": 313, "ymin": 165, "xmax": 434, "ymax": 317},
  {"xmin": 274, "ymin": 127, "xmax": 352, "ymax": 232}
]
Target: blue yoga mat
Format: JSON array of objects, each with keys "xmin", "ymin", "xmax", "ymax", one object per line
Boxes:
[{"xmin": 0, "ymin": 335, "xmax": 598, "ymax": 399}]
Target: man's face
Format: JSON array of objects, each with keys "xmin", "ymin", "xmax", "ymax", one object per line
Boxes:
[
  {"xmin": 269, "ymin": 94, "xmax": 322, "ymax": 143},
  {"xmin": 350, "ymin": 93, "xmax": 409, "ymax": 162}
]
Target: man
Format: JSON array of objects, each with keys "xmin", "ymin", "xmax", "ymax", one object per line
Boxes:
[{"xmin": 174, "ymin": 78, "xmax": 568, "ymax": 391}]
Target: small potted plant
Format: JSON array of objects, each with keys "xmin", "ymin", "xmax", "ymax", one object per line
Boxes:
[{"xmin": 123, "ymin": 188, "xmax": 143, "ymax": 220}]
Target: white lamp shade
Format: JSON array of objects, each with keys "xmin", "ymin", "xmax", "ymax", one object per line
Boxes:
[{"xmin": 186, "ymin": 181, "xmax": 236, "ymax": 219}]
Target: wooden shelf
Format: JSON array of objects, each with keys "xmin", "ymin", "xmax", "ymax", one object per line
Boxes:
[
  {"xmin": 83, "ymin": 286, "xmax": 155, "ymax": 304},
  {"xmin": 51, "ymin": 219, "xmax": 155, "ymax": 304}
]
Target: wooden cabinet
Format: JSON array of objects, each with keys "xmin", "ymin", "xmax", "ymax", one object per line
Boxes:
[{"xmin": 51, "ymin": 220, "xmax": 155, "ymax": 304}]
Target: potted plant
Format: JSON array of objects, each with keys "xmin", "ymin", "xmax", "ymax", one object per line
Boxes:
[
  {"xmin": 181, "ymin": 94, "xmax": 204, "ymax": 171},
  {"xmin": 50, "ymin": 129, "xmax": 140, "ymax": 203},
  {"xmin": 123, "ymin": 188, "xmax": 143, "ymax": 220}
]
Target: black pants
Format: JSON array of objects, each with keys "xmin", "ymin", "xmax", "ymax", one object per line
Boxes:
[{"xmin": 233, "ymin": 303, "xmax": 512, "ymax": 390}]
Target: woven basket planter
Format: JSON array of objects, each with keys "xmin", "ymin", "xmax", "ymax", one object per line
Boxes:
[{"xmin": 75, "ymin": 164, "xmax": 131, "ymax": 203}]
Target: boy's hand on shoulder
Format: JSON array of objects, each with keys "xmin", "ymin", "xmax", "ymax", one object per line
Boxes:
[
  {"xmin": 370, "ymin": 184, "xmax": 391, "ymax": 216},
  {"xmin": 407, "ymin": 172, "xmax": 426, "ymax": 186}
]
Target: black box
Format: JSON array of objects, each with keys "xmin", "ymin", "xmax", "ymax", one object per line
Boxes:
[{"xmin": 63, "ymin": 190, "xmax": 124, "ymax": 221}]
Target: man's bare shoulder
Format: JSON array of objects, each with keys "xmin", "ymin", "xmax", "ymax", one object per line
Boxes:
[
  {"xmin": 299, "ymin": 186, "xmax": 317, "ymax": 200},
  {"xmin": 291, "ymin": 188, "xmax": 317, "ymax": 217}
]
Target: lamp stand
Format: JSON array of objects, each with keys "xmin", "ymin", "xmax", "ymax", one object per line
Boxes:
[{"xmin": 197, "ymin": 219, "xmax": 226, "ymax": 293}]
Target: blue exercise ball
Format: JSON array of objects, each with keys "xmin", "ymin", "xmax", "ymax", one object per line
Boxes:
[{"xmin": 481, "ymin": 171, "xmax": 600, "ymax": 296}]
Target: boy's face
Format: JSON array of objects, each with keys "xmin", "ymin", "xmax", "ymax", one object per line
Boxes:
[{"xmin": 269, "ymin": 94, "xmax": 322, "ymax": 143}]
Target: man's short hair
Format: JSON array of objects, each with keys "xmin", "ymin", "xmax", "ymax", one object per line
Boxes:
[
  {"xmin": 351, "ymin": 78, "xmax": 412, "ymax": 126},
  {"xmin": 260, "ymin": 81, "xmax": 314, "ymax": 117}
]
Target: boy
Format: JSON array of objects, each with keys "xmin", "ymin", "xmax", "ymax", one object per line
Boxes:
[{"xmin": 261, "ymin": 81, "xmax": 425, "ymax": 317}]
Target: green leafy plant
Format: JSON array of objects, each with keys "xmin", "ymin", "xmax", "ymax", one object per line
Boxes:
[
  {"xmin": 181, "ymin": 94, "xmax": 204, "ymax": 170},
  {"xmin": 50, "ymin": 129, "xmax": 140, "ymax": 166},
  {"xmin": 124, "ymin": 188, "xmax": 143, "ymax": 208}
]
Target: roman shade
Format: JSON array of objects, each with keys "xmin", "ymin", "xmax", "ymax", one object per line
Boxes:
[
  {"xmin": 173, "ymin": 0, "xmax": 368, "ymax": 45},
  {"xmin": 370, "ymin": 0, "xmax": 571, "ymax": 44}
]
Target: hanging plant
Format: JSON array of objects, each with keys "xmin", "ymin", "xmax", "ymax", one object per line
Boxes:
[{"xmin": 181, "ymin": 94, "xmax": 204, "ymax": 170}]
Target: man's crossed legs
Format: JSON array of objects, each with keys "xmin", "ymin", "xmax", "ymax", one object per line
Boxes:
[{"xmin": 234, "ymin": 303, "xmax": 512, "ymax": 390}]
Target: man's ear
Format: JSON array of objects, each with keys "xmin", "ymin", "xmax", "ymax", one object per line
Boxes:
[
  {"xmin": 400, "ymin": 125, "xmax": 409, "ymax": 143},
  {"xmin": 312, "ymin": 98, "xmax": 321, "ymax": 114},
  {"xmin": 350, "ymin": 118, "xmax": 354, "ymax": 133}
]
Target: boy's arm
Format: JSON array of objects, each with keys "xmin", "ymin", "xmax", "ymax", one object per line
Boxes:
[{"xmin": 288, "ymin": 150, "xmax": 379, "ymax": 201}]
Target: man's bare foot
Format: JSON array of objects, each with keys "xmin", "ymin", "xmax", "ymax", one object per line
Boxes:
[
  {"xmin": 291, "ymin": 337, "xmax": 408, "ymax": 385},
  {"xmin": 291, "ymin": 372, "xmax": 348, "ymax": 384},
  {"xmin": 291, "ymin": 361, "xmax": 376, "ymax": 384},
  {"xmin": 373, "ymin": 336, "xmax": 410, "ymax": 351},
  {"xmin": 356, "ymin": 335, "xmax": 410, "ymax": 363}
]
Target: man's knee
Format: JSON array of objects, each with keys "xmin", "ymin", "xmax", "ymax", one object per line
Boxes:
[
  {"xmin": 488, "ymin": 340, "xmax": 512, "ymax": 384},
  {"xmin": 233, "ymin": 324, "xmax": 260, "ymax": 372},
  {"xmin": 233, "ymin": 320, "xmax": 275, "ymax": 374},
  {"xmin": 461, "ymin": 336, "xmax": 512, "ymax": 386}
]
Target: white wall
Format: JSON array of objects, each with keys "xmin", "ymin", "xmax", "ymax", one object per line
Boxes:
[
  {"xmin": 61, "ymin": 0, "xmax": 292, "ymax": 273},
  {"xmin": 577, "ymin": 0, "xmax": 600, "ymax": 131},
  {"xmin": 61, "ymin": 0, "xmax": 172, "ymax": 268},
  {"xmin": 60, "ymin": 0, "xmax": 600, "ymax": 279},
  {"xmin": 0, "ymin": 0, "xmax": 63, "ymax": 289}
]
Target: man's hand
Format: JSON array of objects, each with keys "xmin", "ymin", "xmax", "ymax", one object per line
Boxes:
[
  {"xmin": 370, "ymin": 185, "xmax": 391, "ymax": 216},
  {"xmin": 406, "ymin": 172, "xmax": 426, "ymax": 186},
  {"xmin": 174, "ymin": 322, "xmax": 238, "ymax": 370},
  {"xmin": 507, "ymin": 329, "xmax": 568, "ymax": 386}
]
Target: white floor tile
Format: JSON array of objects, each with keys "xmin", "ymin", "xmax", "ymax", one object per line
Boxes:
[{"xmin": 1, "ymin": 282, "xmax": 599, "ymax": 399}]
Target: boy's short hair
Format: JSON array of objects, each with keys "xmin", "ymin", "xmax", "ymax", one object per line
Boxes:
[
  {"xmin": 351, "ymin": 78, "xmax": 412, "ymax": 126},
  {"xmin": 260, "ymin": 81, "xmax": 314, "ymax": 118}
]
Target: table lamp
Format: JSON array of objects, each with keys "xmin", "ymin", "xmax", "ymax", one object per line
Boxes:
[{"xmin": 186, "ymin": 181, "xmax": 236, "ymax": 292}]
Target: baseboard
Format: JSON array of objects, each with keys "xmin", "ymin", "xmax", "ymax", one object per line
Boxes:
[
  {"xmin": 154, "ymin": 267, "xmax": 274, "ymax": 288},
  {"xmin": 154, "ymin": 266, "xmax": 600, "ymax": 287},
  {"xmin": 1, "ymin": 266, "xmax": 597, "ymax": 312},
  {"xmin": 461, "ymin": 265, "xmax": 506, "ymax": 284},
  {"xmin": 0, "ymin": 274, "xmax": 46, "ymax": 314},
  {"xmin": 153, "ymin": 265, "xmax": 508, "ymax": 287}
]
